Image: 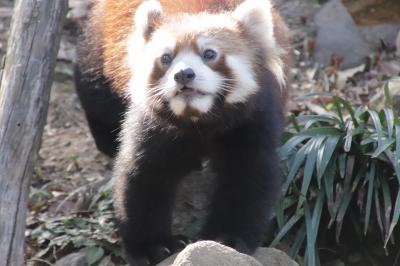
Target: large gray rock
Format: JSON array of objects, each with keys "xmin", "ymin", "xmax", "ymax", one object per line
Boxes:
[
  {"xmin": 253, "ymin": 248, "xmax": 299, "ymax": 266},
  {"xmin": 157, "ymin": 241, "xmax": 298, "ymax": 266},
  {"xmin": 360, "ymin": 24, "xmax": 400, "ymax": 49},
  {"xmin": 166, "ymin": 241, "xmax": 262, "ymax": 266},
  {"xmin": 396, "ymin": 30, "xmax": 400, "ymax": 55},
  {"xmin": 314, "ymin": 0, "xmax": 371, "ymax": 68}
]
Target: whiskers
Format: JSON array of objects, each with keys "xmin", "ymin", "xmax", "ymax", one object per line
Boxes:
[{"xmin": 195, "ymin": 76, "xmax": 236, "ymax": 95}]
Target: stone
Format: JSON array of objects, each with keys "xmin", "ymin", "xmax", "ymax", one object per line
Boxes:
[
  {"xmin": 253, "ymin": 248, "xmax": 299, "ymax": 266},
  {"xmin": 157, "ymin": 241, "xmax": 299, "ymax": 266},
  {"xmin": 314, "ymin": 0, "xmax": 371, "ymax": 69},
  {"xmin": 359, "ymin": 24, "xmax": 400, "ymax": 49},
  {"xmin": 168, "ymin": 241, "xmax": 262, "ymax": 266},
  {"xmin": 54, "ymin": 251, "xmax": 88, "ymax": 266}
]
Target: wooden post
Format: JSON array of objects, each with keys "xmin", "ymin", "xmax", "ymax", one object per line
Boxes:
[{"xmin": 0, "ymin": 1, "xmax": 68, "ymax": 265}]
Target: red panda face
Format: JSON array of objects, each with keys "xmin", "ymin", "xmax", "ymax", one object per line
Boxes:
[{"xmin": 127, "ymin": 0, "xmax": 285, "ymax": 122}]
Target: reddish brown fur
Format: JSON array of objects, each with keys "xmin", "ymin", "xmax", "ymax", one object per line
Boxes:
[{"xmin": 87, "ymin": 0, "xmax": 289, "ymax": 94}]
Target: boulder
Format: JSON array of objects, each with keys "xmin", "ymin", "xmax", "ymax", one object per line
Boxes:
[
  {"xmin": 253, "ymin": 248, "xmax": 299, "ymax": 266},
  {"xmin": 314, "ymin": 0, "xmax": 400, "ymax": 69},
  {"xmin": 157, "ymin": 241, "xmax": 298, "ymax": 266},
  {"xmin": 359, "ymin": 24, "xmax": 400, "ymax": 49},
  {"xmin": 396, "ymin": 30, "xmax": 400, "ymax": 55},
  {"xmin": 314, "ymin": 0, "xmax": 371, "ymax": 68}
]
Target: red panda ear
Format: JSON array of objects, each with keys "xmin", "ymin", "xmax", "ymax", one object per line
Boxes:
[
  {"xmin": 232, "ymin": 0, "xmax": 275, "ymax": 45},
  {"xmin": 135, "ymin": 0, "xmax": 163, "ymax": 39}
]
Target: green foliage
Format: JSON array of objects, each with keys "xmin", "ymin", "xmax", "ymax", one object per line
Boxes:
[
  {"xmin": 274, "ymin": 89, "xmax": 400, "ymax": 265},
  {"xmin": 28, "ymin": 179, "xmax": 120, "ymax": 265}
]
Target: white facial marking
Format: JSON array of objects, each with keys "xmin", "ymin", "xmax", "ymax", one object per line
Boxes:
[
  {"xmin": 233, "ymin": 0, "xmax": 286, "ymax": 89},
  {"xmin": 158, "ymin": 49, "xmax": 222, "ymax": 116},
  {"xmin": 127, "ymin": 29, "xmax": 177, "ymax": 111},
  {"xmin": 196, "ymin": 37, "xmax": 219, "ymax": 55},
  {"xmin": 134, "ymin": 0, "xmax": 162, "ymax": 35},
  {"xmin": 233, "ymin": 0, "xmax": 273, "ymax": 45},
  {"xmin": 190, "ymin": 95, "xmax": 214, "ymax": 113},
  {"xmin": 169, "ymin": 97, "xmax": 187, "ymax": 116},
  {"xmin": 225, "ymin": 55, "xmax": 258, "ymax": 103},
  {"xmin": 161, "ymin": 50, "xmax": 223, "ymax": 97}
]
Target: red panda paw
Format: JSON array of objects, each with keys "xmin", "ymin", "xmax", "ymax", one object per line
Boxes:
[{"xmin": 123, "ymin": 235, "xmax": 189, "ymax": 266}]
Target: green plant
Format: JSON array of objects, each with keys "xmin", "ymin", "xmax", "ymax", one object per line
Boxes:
[
  {"xmin": 273, "ymin": 86, "xmax": 400, "ymax": 265},
  {"xmin": 27, "ymin": 179, "xmax": 120, "ymax": 265}
]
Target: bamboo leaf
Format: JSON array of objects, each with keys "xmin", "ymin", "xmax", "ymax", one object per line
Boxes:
[
  {"xmin": 369, "ymin": 110, "xmax": 384, "ymax": 148},
  {"xmin": 297, "ymin": 137, "xmax": 320, "ymax": 210},
  {"xmin": 335, "ymin": 190, "xmax": 353, "ymax": 242},
  {"xmin": 283, "ymin": 142, "xmax": 309, "ymax": 193},
  {"xmin": 333, "ymin": 96, "xmax": 358, "ymax": 127},
  {"xmin": 372, "ymin": 139, "xmax": 395, "ymax": 158},
  {"xmin": 385, "ymin": 190, "xmax": 400, "ymax": 247},
  {"xmin": 290, "ymin": 114, "xmax": 301, "ymax": 132},
  {"xmin": 317, "ymin": 135, "xmax": 340, "ymax": 180},
  {"xmin": 381, "ymin": 176, "xmax": 392, "ymax": 237},
  {"xmin": 279, "ymin": 135, "xmax": 310, "ymax": 160},
  {"xmin": 338, "ymin": 154, "xmax": 347, "ymax": 178},
  {"xmin": 288, "ymin": 223, "xmax": 306, "ymax": 258},
  {"xmin": 384, "ymin": 108, "xmax": 394, "ymax": 140},
  {"xmin": 344, "ymin": 120, "xmax": 354, "ymax": 152},
  {"xmin": 324, "ymin": 161, "xmax": 337, "ymax": 223},
  {"xmin": 296, "ymin": 114, "xmax": 341, "ymax": 124},
  {"xmin": 296, "ymin": 127, "xmax": 342, "ymax": 137},
  {"xmin": 374, "ymin": 177, "xmax": 384, "ymax": 239},
  {"xmin": 354, "ymin": 106, "xmax": 367, "ymax": 120},
  {"xmin": 364, "ymin": 162, "xmax": 376, "ymax": 235},
  {"xmin": 271, "ymin": 209, "xmax": 305, "ymax": 247}
]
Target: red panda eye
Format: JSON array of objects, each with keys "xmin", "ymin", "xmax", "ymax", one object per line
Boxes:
[
  {"xmin": 161, "ymin": 53, "xmax": 173, "ymax": 65},
  {"xmin": 202, "ymin": 49, "xmax": 217, "ymax": 61}
]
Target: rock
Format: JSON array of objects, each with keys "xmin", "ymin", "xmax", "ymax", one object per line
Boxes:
[
  {"xmin": 55, "ymin": 251, "xmax": 88, "ymax": 266},
  {"xmin": 253, "ymin": 248, "xmax": 299, "ymax": 266},
  {"xmin": 359, "ymin": 24, "xmax": 400, "ymax": 49},
  {"xmin": 314, "ymin": 0, "xmax": 371, "ymax": 69},
  {"xmin": 166, "ymin": 241, "xmax": 262, "ymax": 266},
  {"xmin": 157, "ymin": 241, "xmax": 298, "ymax": 266}
]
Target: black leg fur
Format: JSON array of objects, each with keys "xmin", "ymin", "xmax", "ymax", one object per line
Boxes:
[
  {"xmin": 73, "ymin": 65, "xmax": 126, "ymax": 157},
  {"xmin": 202, "ymin": 120, "xmax": 283, "ymax": 253},
  {"xmin": 114, "ymin": 116, "xmax": 204, "ymax": 265}
]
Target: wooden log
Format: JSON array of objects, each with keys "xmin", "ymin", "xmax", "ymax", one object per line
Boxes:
[{"xmin": 0, "ymin": 1, "xmax": 68, "ymax": 265}]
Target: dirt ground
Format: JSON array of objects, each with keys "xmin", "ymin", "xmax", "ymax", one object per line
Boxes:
[{"xmin": 0, "ymin": 0, "xmax": 399, "ymax": 265}]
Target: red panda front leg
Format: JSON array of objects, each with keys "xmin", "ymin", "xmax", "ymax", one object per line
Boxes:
[
  {"xmin": 202, "ymin": 122, "xmax": 283, "ymax": 254},
  {"xmin": 113, "ymin": 118, "xmax": 203, "ymax": 265}
]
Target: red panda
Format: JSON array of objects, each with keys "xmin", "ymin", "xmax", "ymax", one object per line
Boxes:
[{"xmin": 75, "ymin": 0, "xmax": 290, "ymax": 265}]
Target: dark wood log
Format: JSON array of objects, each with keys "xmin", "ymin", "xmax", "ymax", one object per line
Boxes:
[{"xmin": 0, "ymin": 1, "xmax": 68, "ymax": 265}]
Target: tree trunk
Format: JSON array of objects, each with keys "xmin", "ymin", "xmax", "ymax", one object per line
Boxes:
[{"xmin": 0, "ymin": 1, "xmax": 68, "ymax": 265}]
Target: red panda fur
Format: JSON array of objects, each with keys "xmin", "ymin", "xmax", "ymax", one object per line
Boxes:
[
  {"xmin": 86, "ymin": 0, "xmax": 290, "ymax": 96},
  {"xmin": 76, "ymin": 1, "xmax": 293, "ymax": 263}
]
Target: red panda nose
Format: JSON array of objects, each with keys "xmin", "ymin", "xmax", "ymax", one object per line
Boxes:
[{"xmin": 174, "ymin": 68, "xmax": 196, "ymax": 85}]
